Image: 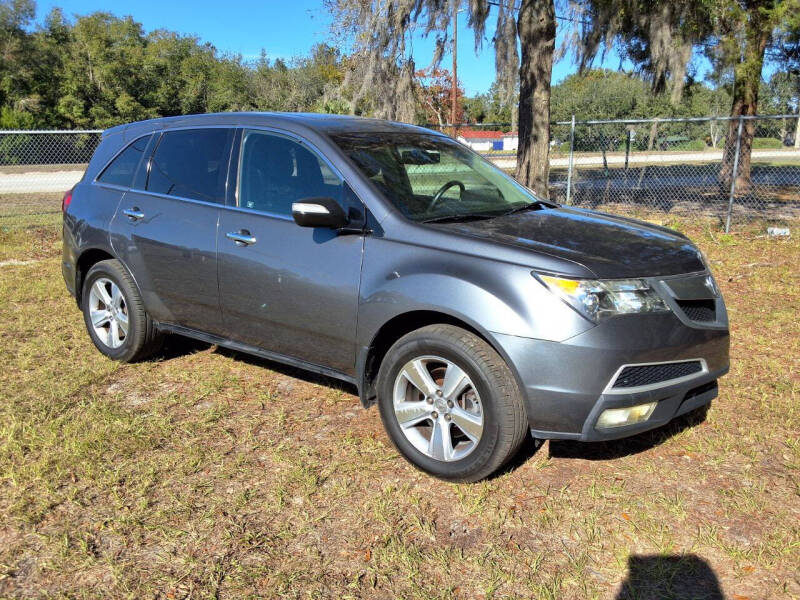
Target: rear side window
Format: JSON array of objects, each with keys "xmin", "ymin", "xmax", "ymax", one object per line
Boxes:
[
  {"xmin": 147, "ymin": 128, "xmax": 234, "ymax": 203},
  {"xmin": 97, "ymin": 135, "xmax": 151, "ymax": 187}
]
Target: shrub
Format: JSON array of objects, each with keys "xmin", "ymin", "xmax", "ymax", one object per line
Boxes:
[
  {"xmin": 751, "ymin": 137, "xmax": 783, "ymax": 149},
  {"xmin": 668, "ymin": 139, "xmax": 707, "ymax": 151}
]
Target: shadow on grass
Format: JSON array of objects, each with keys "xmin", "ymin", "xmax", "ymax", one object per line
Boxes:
[
  {"xmin": 151, "ymin": 333, "xmax": 360, "ymax": 397},
  {"xmin": 491, "ymin": 435, "xmax": 546, "ymax": 479},
  {"xmin": 548, "ymin": 404, "xmax": 710, "ymax": 461},
  {"xmin": 151, "ymin": 334, "xmax": 709, "ymax": 472},
  {"xmin": 155, "ymin": 334, "xmax": 213, "ymax": 360},
  {"xmin": 212, "ymin": 345, "xmax": 360, "ymax": 397},
  {"xmin": 616, "ymin": 554, "xmax": 724, "ymax": 600}
]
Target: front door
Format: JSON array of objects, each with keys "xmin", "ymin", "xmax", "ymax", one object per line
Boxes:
[
  {"xmin": 110, "ymin": 127, "xmax": 234, "ymax": 333},
  {"xmin": 217, "ymin": 129, "xmax": 364, "ymax": 375}
]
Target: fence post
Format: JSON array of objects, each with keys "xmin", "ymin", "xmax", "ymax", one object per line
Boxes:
[
  {"xmin": 725, "ymin": 116, "xmax": 744, "ymax": 234},
  {"xmin": 624, "ymin": 129, "xmax": 631, "ymax": 171},
  {"xmin": 565, "ymin": 114, "xmax": 575, "ymax": 205}
]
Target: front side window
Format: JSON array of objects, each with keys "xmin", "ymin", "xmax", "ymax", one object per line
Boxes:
[
  {"xmin": 238, "ymin": 130, "xmax": 343, "ymax": 216},
  {"xmin": 147, "ymin": 128, "xmax": 233, "ymax": 203},
  {"xmin": 331, "ymin": 132, "xmax": 543, "ymax": 222},
  {"xmin": 97, "ymin": 134, "xmax": 151, "ymax": 187}
]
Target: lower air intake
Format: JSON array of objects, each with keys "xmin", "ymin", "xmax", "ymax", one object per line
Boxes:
[
  {"xmin": 677, "ymin": 299, "xmax": 716, "ymax": 322},
  {"xmin": 612, "ymin": 361, "xmax": 703, "ymax": 389}
]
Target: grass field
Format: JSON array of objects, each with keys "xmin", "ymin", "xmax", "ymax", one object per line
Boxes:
[{"xmin": 0, "ymin": 221, "xmax": 798, "ymax": 599}]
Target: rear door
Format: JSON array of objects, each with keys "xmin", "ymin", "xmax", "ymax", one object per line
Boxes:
[
  {"xmin": 110, "ymin": 127, "xmax": 235, "ymax": 333},
  {"xmin": 217, "ymin": 129, "xmax": 365, "ymax": 375}
]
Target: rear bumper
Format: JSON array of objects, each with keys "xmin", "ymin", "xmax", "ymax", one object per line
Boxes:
[{"xmin": 490, "ymin": 311, "xmax": 730, "ymax": 441}]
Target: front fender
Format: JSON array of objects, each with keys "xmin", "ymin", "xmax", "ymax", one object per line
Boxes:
[{"xmin": 357, "ymin": 238, "xmax": 593, "ymax": 346}]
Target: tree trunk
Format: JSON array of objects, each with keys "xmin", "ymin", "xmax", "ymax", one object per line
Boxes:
[
  {"xmin": 719, "ymin": 11, "xmax": 771, "ymax": 193},
  {"xmin": 794, "ymin": 115, "xmax": 800, "ymax": 149},
  {"xmin": 515, "ymin": 0, "xmax": 555, "ymax": 198}
]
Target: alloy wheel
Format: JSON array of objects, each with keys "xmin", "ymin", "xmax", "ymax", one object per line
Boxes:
[
  {"xmin": 88, "ymin": 277, "xmax": 129, "ymax": 349},
  {"xmin": 392, "ymin": 355, "xmax": 484, "ymax": 462}
]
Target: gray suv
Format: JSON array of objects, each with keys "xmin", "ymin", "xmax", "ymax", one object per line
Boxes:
[{"xmin": 62, "ymin": 113, "xmax": 729, "ymax": 481}]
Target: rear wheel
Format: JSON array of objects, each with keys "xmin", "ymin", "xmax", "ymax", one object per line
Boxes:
[
  {"xmin": 377, "ymin": 324, "xmax": 528, "ymax": 482},
  {"xmin": 82, "ymin": 259, "xmax": 162, "ymax": 362}
]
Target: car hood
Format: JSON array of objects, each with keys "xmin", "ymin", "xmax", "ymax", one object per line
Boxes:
[{"xmin": 432, "ymin": 206, "xmax": 705, "ymax": 278}]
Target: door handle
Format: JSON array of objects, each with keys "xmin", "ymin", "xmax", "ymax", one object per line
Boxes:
[
  {"xmin": 123, "ymin": 207, "xmax": 145, "ymax": 221},
  {"xmin": 226, "ymin": 230, "xmax": 257, "ymax": 246}
]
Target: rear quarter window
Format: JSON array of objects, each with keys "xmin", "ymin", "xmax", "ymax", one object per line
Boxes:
[
  {"xmin": 147, "ymin": 128, "xmax": 234, "ymax": 203},
  {"xmin": 96, "ymin": 135, "xmax": 152, "ymax": 187}
]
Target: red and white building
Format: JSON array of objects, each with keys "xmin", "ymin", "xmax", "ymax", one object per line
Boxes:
[{"xmin": 456, "ymin": 129, "xmax": 519, "ymax": 152}]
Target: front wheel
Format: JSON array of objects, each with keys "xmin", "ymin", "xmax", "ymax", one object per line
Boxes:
[{"xmin": 376, "ymin": 324, "xmax": 528, "ymax": 482}]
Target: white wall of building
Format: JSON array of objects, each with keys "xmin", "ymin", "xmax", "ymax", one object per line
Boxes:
[{"xmin": 457, "ymin": 137, "xmax": 495, "ymax": 152}]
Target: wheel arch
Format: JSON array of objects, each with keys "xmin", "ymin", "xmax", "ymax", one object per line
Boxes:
[
  {"xmin": 74, "ymin": 247, "xmax": 115, "ymax": 307},
  {"xmin": 357, "ymin": 309, "xmax": 525, "ymax": 409}
]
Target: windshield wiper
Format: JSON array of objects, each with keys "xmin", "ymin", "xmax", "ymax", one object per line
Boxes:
[
  {"xmin": 420, "ymin": 213, "xmax": 499, "ymax": 224},
  {"xmin": 497, "ymin": 201, "xmax": 548, "ymax": 217}
]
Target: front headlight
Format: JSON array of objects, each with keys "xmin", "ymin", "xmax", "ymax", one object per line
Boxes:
[{"xmin": 535, "ymin": 273, "xmax": 670, "ymax": 322}]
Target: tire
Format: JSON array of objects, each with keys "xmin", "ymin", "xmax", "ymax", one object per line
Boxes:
[
  {"xmin": 81, "ymin": 259, "xmax": 163, "ymax": 362},
  {"xmin": 376, "ymin": 324, "xmax": 528, "ymax": 482}
]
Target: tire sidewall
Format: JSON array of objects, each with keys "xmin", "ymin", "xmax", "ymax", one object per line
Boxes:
[
  {"xmin": 377, "ymin": 332, "xmax": 504, "ymax": 480},
  {"xmin": 82, "ymin": 262, "xmax": 140, "ymax": 361}
]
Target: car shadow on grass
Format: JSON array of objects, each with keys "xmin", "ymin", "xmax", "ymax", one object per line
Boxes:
[
  {"xmin": 152, "ymin": 335, "xmax": 710, "ymax": 473},
  {"xmin": 156, "ymin": 334, "xmax": 213, "ymax": 360},
  {"xmin": 212, "ymin": 345, "xmax": 360, "ymax": 396},
  {"xmin": 548, "ymin": 404, "xmax": 710, "ymax": 461},
  {"xmin": 615, "ymin": 554, "xmax": 724, "ymax": 599},
  {"xmin": 154, "ymin": 334, "xmax": 360, "ymax": 396}
]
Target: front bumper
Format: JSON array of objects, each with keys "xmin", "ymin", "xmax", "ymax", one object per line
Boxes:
[{"xmin": 490, "ymin": 309, "xmax": 729, "ymax": 442}]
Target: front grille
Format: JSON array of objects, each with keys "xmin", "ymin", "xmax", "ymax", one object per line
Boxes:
[
  {"xmin": 677, "ymin": 299, "xmax": 716, "ymax": 322},
  {"xmin": 612, "ymin": 361, "xmax": 703, "ymax": 389}
]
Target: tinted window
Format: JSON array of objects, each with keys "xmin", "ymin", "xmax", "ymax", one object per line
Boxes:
[
  {"xmin": 147, "ymin": 128, "xmax": 233, "ymax": 203},
  {"xmin": 97, "ymin": 135, "xmax": 151, "ymax": 187},
  {"xmin": 238, "ymin": 130, "xmax": 342, "ymax": 216}
]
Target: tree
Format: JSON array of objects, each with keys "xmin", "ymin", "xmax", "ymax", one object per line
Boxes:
[
  {"xmin": 324, "ymin": 0, "xmax": 557, "ymax": 198},
  {"xmin": 574, "ymin": 0, "xmax": 800, "ymax": 190},
  {"xmin": 712, "ymin": 0, "xmax": 796, "ymax": 191},
  {"xmin": 515, "ymin": 0, "xmax": 556, "ymax": 195},
  {"xmin": 550, "ymin": 69, "xmax": 651, "ymax": 121},
  {"xmin": 0, "ymin": 0, "xmax": 37, "ymax": 116},
  {"xmin": 762, "ymin": 71, "xmax": 800, "ymax": 146},
  {"xmin": 416, "ymin": 66, "xmax": 463, "ymax": 127},
  {"xmin": 250, "ymin": 44, "xmax": 345, "ymax": 113},
  {"xmin": 461, "ymin": 80, "xmax": 515, "ymax": 127},
  {"xmin": 571, "ymin": 1, "xmax": 711, "ymax": 106}
]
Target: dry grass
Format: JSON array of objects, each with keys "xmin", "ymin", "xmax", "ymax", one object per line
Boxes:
[{"xmin": 0, "ymin": 219, "xmax": 798, "ymax": 599}]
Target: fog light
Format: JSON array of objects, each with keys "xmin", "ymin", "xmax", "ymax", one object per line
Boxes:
[{"xmin": 596, "ymin": 402, "xmax": 657, "ymax": 429}]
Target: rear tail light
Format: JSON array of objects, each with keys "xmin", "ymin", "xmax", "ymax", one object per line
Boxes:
[{"xmin": 62, "ymin": 187, "xmax": 74, "ymax": 213}]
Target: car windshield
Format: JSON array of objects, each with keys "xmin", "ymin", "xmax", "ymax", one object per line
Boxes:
[{"xmin": 331, "ymin": 132, "xmax": 545, "ymax": 222}]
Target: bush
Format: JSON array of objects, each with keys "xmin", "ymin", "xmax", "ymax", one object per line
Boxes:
[
  {"xmin": 669, "ymin": 139, "xmax": 708, "ymax": 151},
  {"xmin": 751, "ymin": 137, "xmax": 783, "ymax": 149}
]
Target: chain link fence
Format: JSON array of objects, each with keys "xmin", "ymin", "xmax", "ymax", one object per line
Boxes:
[
  {"xmin": 548, "ymin": 115, "xmax": 800, "ymax": 231},
  {"xmin": 0, "ymin": 130, "xmax": 101, "ymax": 229},
  {"xmin": 2, "ymin": 118, "xmax": 798, "ymax": 232},
  {"xmin": 440, "ymin": 114, "xmax": 800, "ymax": 231}
]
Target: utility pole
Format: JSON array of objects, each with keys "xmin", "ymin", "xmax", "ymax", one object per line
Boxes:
[{"xmin": 451, "ymin": 0, "xmax": 458, "ymax": 129}]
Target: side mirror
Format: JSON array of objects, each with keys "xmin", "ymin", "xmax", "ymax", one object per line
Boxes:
[{"xmin": 291, "ymin": 196, "xmax": 349, "ymax": 229}]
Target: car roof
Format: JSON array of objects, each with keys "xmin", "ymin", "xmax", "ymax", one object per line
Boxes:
[{"xmin": 103, "ymin": 112, "xmax": 440, "ymax": 141}]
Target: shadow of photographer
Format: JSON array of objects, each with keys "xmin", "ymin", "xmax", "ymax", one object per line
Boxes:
[{"xmin": 616, "ymin": 554, "xmax": 724, "ymax": 599}]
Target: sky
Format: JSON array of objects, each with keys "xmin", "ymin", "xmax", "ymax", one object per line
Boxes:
[{"xmin": 34, "ymin": 0, "xmax": 654, "ymax": 96}]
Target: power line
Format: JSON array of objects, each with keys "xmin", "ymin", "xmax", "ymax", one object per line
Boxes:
[{"xmin": 484, "ymin": 0, "xmax": 591, "ymax": 25}]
